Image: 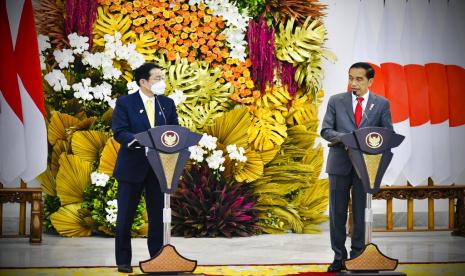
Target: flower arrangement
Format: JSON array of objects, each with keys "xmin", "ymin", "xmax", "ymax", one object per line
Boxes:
[
  {"xmin": 82, "ymin": 172, "xmax": 147, "ymax": 236},
  {"xmin": 36, "ymin": 0, "xmax": 333, "ymax": 237},
  {"xmin": 40, "ymin": 32, "xmax": 144, "ymax": 118}
]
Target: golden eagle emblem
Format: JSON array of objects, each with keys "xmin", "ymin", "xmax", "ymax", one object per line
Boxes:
[
  {"xmin": 366, "ymin": 132, "xmax": 383, "ymax": 149},
  {"xmin": 161, "ymin": 131, "xmax": 179, "ymax": 147}
]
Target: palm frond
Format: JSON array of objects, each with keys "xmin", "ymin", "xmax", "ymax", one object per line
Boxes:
[
  {"xmin": 71, "ymin": 130, "xmax": 110, "ymax": 163},
  {"xmin": 97, "ymin": 138, "xmax": 120, "ymax": 175},
  {"xmin": 50, "ymin": 203, "xmax": 92, "ymax": 237},
  {"xmin": 56, "ymin": 154, "xmax": 92, "ymax": 205}
]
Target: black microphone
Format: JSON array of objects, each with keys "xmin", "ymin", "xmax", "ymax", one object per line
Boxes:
[{"xmin": 154, "ymin": 95, "xmax": 167, "ymax": 125}]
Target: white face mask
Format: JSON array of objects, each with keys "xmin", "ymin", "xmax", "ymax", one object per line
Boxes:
[{"xmin": 150, "ymin": 80, "xmax": 166, "ymax": 96}]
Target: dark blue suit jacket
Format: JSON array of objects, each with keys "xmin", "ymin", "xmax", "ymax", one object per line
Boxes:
[
  {"xmin": 112, "ymin": 91, "xmax": 179, "ymax": 183},
  {"xmin": 320, "ymin": 92, "xmax": 393, "ymax": 176}
]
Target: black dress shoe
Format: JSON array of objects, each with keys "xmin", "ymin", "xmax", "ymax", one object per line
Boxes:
[
  {"xmin": 327, "ymin": 259, "xmax": 345, "ymax": 272},
  {"xmin": 117, "ymin": 264, "xmax": 133, "ymax": 273}
]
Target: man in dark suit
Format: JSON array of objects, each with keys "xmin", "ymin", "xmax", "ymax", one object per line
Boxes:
[
  {"xmin": 112, "ymin": 62, "xmax": 179, "ymax": 273},
  {"xmin": 320, "ymin": 62, "xmax": 393, "ymax": 272}
]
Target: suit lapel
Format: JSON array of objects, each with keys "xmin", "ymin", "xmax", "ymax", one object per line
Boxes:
[
  {"xmin": 359, "ymin": 93, "xmax": 377, "ymax": 128},
  {"xmin": 343, "ymin": 92, "xmax": 356, "ymax": 127},
  {"xmin": 131, "ymin": 92, "xmax": 152, "ymax": 130}
]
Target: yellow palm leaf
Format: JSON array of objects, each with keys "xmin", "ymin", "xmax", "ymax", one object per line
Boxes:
[
  {"xmin": 234, "ymin": 150, "xmax": 264, "ymax": 183},
  {"xmin": 98, "ymin": 137, "xmax": 120, "ymax": 175},
  {"xmin": 48, "ymin": 112, "xmax": 80, "ymax": 146},
  {"xmin": 51, "ymin": 140, "xmax": 70, "ymax": 177},
  {"xmin": 205, "ymin": 107, "xmax": 251, "ymax": 149},
  {"xmin": 48, "ymin": 112, "xmax": 96, "ymax": 146},
  {"xmin": 50, "ymin": 203, "xmax": 92, "ymax": 237},
  {"xmin": 72, "ymin": 130, "xmax": 110, "ymax": 163},
  {"xmin": 56, "ymin": 154, "xmax": 92, "ymax": 206},
  {"xmin": 37, "ymin": 166, "xmax": 56, "ymax": 196},
  {"xmin": 259, "ymin": 148, "xmax": 279, "ymax": 165}
]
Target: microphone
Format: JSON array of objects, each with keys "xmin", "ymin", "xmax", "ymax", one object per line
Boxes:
[{"xmin": 154, "ymin": 95, "xmax": 168, "ymax": 125}]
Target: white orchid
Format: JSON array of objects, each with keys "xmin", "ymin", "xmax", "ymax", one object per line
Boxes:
[
  {"xmin": 226, "ymin": 144, "xmax": 247, "ymax": 162},
  {"xmin": 37, "ymin": 34, "xmax": 51, "ymax": 52},
  {"xmin": 206, "ymin": 150, "xmax": 226, "ymax": 170},
  {"xmin": 53, "ymin": 48, "xmax": 75, "ymax": 69},
  {"xmin": 168, "ymin": 89, "xmax": 187, "ymax": 106},
  {"xmin": 105, "ymin": 199, "xmax": 118, "ymax": 225},
  {"xmin": 72, "ymin": 78, "xmax": 93, "ymax": 101},
  {"xmin": 68, "ymin": 33, "xmax": 89, "ymax": 54},
  {"xmin": 127, "ymin": 81, "xmax": 139, "ymax": 94},
  {"xmin": 199, "ymin": 134, "xmax": 218, "ymax": 150},
  {"xmin": 188, "ymin": 145, "xmax": 206, "ymax": 162},
  {"xmin": 91, "ymin": 171, "xmax": 110, "ymax": 187},
  {"xmin": 44, "ymin": 70, "xmax": 70, "ymax": 91}
]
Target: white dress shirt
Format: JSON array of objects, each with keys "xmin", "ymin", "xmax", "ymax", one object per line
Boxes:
[{"xmin": 352, "ymin": 91, "xmax": 370, "ymax": 113}]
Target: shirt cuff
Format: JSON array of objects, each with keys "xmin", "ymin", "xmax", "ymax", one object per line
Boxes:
[{"xmin": 127, "ymin": 139, "xmax": 138, "ymax": 148}]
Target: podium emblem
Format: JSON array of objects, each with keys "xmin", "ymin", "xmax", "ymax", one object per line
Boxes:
[
  {"xmin": 161, "ymin": 131, "xmax": 179, "ymax": 147},
  {"xmin": 366, "ymin": 132, "xmax": 383, "ymax": 149}
]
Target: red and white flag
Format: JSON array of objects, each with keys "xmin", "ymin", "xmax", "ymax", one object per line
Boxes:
[
  {"xmin": 401, "ymin": 0, "xmax": 433, "ymax": 186},
  {"xmin": 0, "ymin": 0, "xmax": 47, "ymax": 186},
  {"xmin": 377, "ymin": 0, "xmax": 411, "ymax": 186}
]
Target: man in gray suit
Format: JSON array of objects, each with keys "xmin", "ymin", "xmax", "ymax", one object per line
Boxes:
[{"xmin": 321, "ymin": 62, "xmax": 393, "ymax": 272}]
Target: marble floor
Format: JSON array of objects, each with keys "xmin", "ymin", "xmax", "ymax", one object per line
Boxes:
[{"xmin": 1, "ymin": 222, "xmax": 465, "ymax": 268}]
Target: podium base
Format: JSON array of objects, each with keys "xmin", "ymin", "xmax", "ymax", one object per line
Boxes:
[
  {"xmin": 338, "ymin": 272, "xmax": 406, "ymax": 276},
  {"xmin": 139, "ymin": 244, "xmax": 198, "ymax": 274},
  {"xmin": 344, "ymin": 243, "xmax": 399, "ymax": 272}
]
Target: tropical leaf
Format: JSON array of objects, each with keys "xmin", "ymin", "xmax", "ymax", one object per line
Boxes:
[
  {"xmin": 37, "ymin": 166, "xmax": 56, "ymax": 196},
  {"xmin": 259, "ymin": 148, "xmax": 280, "ymax": 165},
  {"xmin": 92, "ymin": 6, "xmax": 133, "ymax": 47},
  {"xmin": 56, "ymin": 154, "xmax": 92, "ymax": 206},
  {"xmin": 287, "ymin": 91, "xmax": 319, "ymax": 126},
  {"xmin": 47, "ymin": 112, "xmax": 95, "ymax": 146},
  {"xmin": 132, "ymin": 32, "xmax": 157, "ymax": 61},
  {"xmin": 48, "ymin": 112, "xmax": 80, "ymax": 146},
  {"xmin": 205, "ymin": 107, "xmax": 251, "ymax": 149},
  {"xmin": 98, "ymin": 138, "xmax": 120, "ymax": 175},
  {"xmin": 50, "ymin": 203, "xmax": 92, "ymax": 237},
  {"xmin": 155, "ymin": 57, "xmax": 233, "ymax": 132},
  {"xmin": 249, "ymin": 85, "xmax": 290, "ymax": 151},
  {"xmin": 51, "ymin": 140, "xmax": 70, "ymax": 177},
  {"xmin": 233, "ymin": 150, "xmax": 264, "ymax": 183},
  {"xmin": 71, "ymin": 130, "xmax": 110, "ymax": 163},
  {"xmin": 275, "ymin": 17, "xmax": 336, "ymax": 95}
]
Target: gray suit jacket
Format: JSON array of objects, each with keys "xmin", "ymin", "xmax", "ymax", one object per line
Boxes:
[{"xmin": 320, "ymin": 92, "xmax": 393, "ymax": 175}]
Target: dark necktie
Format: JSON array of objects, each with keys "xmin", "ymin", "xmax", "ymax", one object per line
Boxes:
[{"xmin": 354, "ymin": 97, "xmax": 364, "ymax": 127}]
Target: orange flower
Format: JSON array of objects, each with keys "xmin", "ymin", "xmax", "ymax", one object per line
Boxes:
[
  {"xmin": 109, "ymin": 4, "xmax": 120, "ymax": 12},
  {"xmin": 203, "ymin": 26, "xmax": 212, "ymax": 33},
  {"xmin": 206, "ymin": 8, "xmax": 213, "ymax": 15},
  {"xmin": 135, "ymin": 26, "xmax": 144, "ymax": 33},
  {"xmin": 172, "ymin": 4, "xmax": 180, "ymax": 11},
  {"xmin": 182, "ymin": 3, "xmax": 189, "ymax": 11},
  {"xmin": 207, "ymin": 39, "xmax": 215, "ymax": 47},
  {"xmin": 175, "ymin": 16, "xmax": 183, "ymax": 24},
  {"xmin": 189, "ymin": 33, "xmax": 198, "ymax": 41},
  {"xmin": 180, "ymin": 32, "xmax": 189, "ymax": 39},
  {"xmin": 187, "ymin": 56, "xmax": 195, "ymax": 62},
  {"xmin": 163, "ymin": 10, "xmax": 170, "ymax": 18},
  {"xmin": 203, "ymin": 15, "xmax": 212, "ymax": 23},
  {"xmin": 192, "ymin": 42, "xmax": 200, "ymax": 49},
  {"xmin": 133, "ymin": 0, "xmax": 141, "ymax": 8},
  {"xmin": 198, "ymin": 38, "xmax": 206, "ymax": 45},
  {"xmin": 246, "ymin": 80, "xmax": 254, "ymax": 89},
  {"xmin": 217, "ymin": 33, "xmax": 225, "ymax": 41},
  {"xmin": 130, "ymin": 11, "xmax": 139, "ymax": 18},
  {"xmin": 167, "ymin": 51, "xmax": 177, "ymax": 61},
  {"xmin": 198, "ymin": 3, "xmax": 206, "ymax": 10},
  {"xmin": 200, "ymin": 45, "xmax": 209, "ymax": 53}
]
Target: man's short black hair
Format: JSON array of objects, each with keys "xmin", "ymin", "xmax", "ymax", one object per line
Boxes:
[
  {"xmin": 133, "ymin": 62, "xmax": 163, "ymax": 86},
  {"xmin": 349, "ymin": 62, "xmax": 375, "ymax": 79}
]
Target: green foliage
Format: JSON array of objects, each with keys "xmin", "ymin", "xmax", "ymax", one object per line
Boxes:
[
  {"xmin": 233, "ymin": 0, "xmax": 267, "ymax": 18},
  {"xmin": 81, "ymin": 177, "xmax": 146, "ymax": 236},
  {"xmin": 43, "ymin": 194, "xmax": 61, "ymax": 233}
]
